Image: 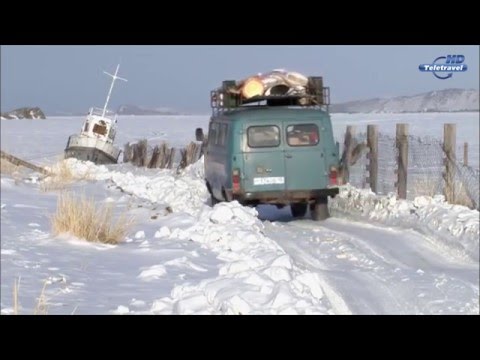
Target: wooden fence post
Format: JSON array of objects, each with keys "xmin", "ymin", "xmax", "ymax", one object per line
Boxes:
[
  {"xmin": 123, "ymin": 143, "xmax": 132, "ymax": 163},
  {"xmin": 341, "ymin": 125, "xmax": 356, "ymax": 184},
  {"xmin": 367, "ymin": 125, "xmax": 378, "ymax": 193},
  {"xmin": 162, "ymin": 145, "xmax": 168, "ymax": 169},
  {"xmin": 396, "ymin": 124, "xmax": 409, "ymax": 199},
  {"xmin": 131, "ymin": 143, "xmax": 138, "ymax": 166},
  {"xmin": 148, "ymin": 146, "xmax": 160, "ymax": 168},
  {"xmin": 140, "ymin": 140, "xmax": 149, "ymax": 167},
  {"xmin": 167, "ymin": 148, "xmax": 176, "ymax": 169},
  {"xmin": 463, "ymin": 142, "xmax": 468, "ymax": 166},
  {"xmin": 443, "ymin": 124, "xmax": 456, "ymax": 203}
]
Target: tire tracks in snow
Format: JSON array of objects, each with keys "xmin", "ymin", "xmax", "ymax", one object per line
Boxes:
[{"xmin": 264, "ymin": 217, "xmax": 479, "ymax": 314}]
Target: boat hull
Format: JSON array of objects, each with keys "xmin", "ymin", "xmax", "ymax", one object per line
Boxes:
[
  {"xmin": 65, "ymin": 146, "xmax": 118, "ymax": 165},
  {"xmin": 64, "ymin": 135, "xmax": 120, "ymax": 165}
]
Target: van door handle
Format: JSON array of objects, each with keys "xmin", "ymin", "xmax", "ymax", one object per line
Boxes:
[{"xmin": 285, "ymin": 154, "xmax": 292, "ymax": 159}]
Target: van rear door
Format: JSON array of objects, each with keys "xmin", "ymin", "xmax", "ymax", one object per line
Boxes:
[
  {"xmin": 283, "ymin": 122, "xmax": 327, "ymax": 191},
  {"xmin": 242, "ymin": 124, "xmax": 286, "ymax": 193}
]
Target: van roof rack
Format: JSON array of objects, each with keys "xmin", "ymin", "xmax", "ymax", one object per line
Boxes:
[{"xmin": 211, "ymin": 76, "xmax": 330, "ymax": 115}]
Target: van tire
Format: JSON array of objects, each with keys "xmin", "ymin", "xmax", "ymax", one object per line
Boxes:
[
  {"xmin": 221, "ymin": 188, "xmax": 229, "ymax": 202},
  {"xmin": 311, "ymin": 197, "xmax": 329, "ymax": 221},
  {"xmin": 291, "ymin": 203, "xmax": 307, "ymax": 218},
  {"xmin": 211, "ymin": 194, "xmax": 220, "ymax": 206}
]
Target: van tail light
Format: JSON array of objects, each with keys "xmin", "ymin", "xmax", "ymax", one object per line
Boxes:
[
  {"xmin": 329, "ymin": 166, "xmax": 338, "ymax": 185},
  {"xmin": 232, "ymin": 168, "xmax": 241, "ymax": 194}
]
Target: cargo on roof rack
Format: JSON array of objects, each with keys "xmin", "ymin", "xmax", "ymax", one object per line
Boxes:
[{"xmin": 210, "ymin": 73, "xmax": 330, "ymax": 114}]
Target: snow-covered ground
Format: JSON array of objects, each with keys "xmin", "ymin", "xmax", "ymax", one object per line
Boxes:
[{"xmin": 1, "ymin": 113, "xmax": 479, "ymax": 314}]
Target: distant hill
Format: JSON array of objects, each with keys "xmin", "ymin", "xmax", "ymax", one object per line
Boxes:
[
  {"xmin": 117, "ymin": 105, "xmax": 180, "ymax": 115},
  {"xmin": 331, "ymin": 89, "xmax": 479, "ymax": 113},
  {"xmin": 1, "ymin": 107, "xmax": 46, "ymax": 120}
]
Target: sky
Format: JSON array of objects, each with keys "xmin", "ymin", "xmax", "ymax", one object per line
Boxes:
[{"xmin": 1, "ymin": 45, "xmax": 478, "ymax": 114}]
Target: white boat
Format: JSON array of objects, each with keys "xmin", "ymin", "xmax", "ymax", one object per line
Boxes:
[{"xmin": 64, "ymin": 64, "xmax": 127, "ymax": 165}]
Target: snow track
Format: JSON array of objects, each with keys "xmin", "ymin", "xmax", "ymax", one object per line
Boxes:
[{"xmin": 264, "ymin": 217, "xmax": 479, "ymax": 314}]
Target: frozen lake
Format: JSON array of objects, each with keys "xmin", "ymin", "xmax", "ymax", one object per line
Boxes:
[{"xmin": 1, "ymin": 112, "xmax": 478, "ymax": 168}]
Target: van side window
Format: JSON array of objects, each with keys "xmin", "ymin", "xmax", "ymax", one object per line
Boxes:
[
  {"xmin": 208, "ymin": 123, "xmax": 228, "ymax": 147},
  {"xmin": 208, "ymin": 122, "xmax": 218, "ymax": 146},
  {"xmin": 219, "ymin": 123, "xmax": 228, "ymax": 146},
  {"xmin": 247, "ymin": 126, "xmax": 280, "ymax": 148},
  {"xmin": 286, "ymin": 124, "xmax": 319, "ymax": 146}
]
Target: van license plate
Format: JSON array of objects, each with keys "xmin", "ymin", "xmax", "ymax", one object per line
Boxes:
[{"xmin": 253, "ymin": 177, "xmax": 285, "ymax": 185}]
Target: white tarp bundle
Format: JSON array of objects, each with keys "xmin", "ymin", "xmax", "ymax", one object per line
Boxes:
[{"xmin": 234, "ymin": 69, "xmax": 310, "ymax": 99}]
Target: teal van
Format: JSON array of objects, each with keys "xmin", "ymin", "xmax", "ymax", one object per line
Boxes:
[{"xmin": 196, "ymin": 77, "xmax": 340, "ymax": 220}]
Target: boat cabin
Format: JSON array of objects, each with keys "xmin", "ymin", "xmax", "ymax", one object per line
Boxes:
[{"xmin": 80, "ymin": 107, "xmax": 117, "ymax": 143}]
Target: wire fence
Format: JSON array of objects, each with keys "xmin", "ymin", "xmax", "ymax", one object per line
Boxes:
[
  {"xmin": 453, "ymin": 160, "xmax": 480, "ymax": 209},
  {"xmin": 377, "ymin": 133, "xmax": 398, "ymax": 196},
  {"xmin": 348, "ymin": 132, "xmax": 368, "ymax": 190},
  {"xmin": 406, "ymin": 135, "xmax": 445, "ymax": 199},
  {"xmin": 346, "ymin": 130, "xmax": 479, "ymax": 209}
]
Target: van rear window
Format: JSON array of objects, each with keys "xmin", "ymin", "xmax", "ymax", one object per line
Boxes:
[
  {"xmin": 208, "ymin": 122, "xmax": 228, "ymax": 147},
  {"xmin": 286, "ymin": 124, "xmax": 319, "ymax": 146},
  {"xmin": 247, "ymin": 126, "xmax": 280, "ymax": 148}
]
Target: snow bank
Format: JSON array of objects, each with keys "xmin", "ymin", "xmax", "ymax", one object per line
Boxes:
[
  {"xmin": 63, "ymin": 158, "xmax": 335, "ymax": 314},
  {"xmin": 59, "ymin": 158, "xmax": 111, "ymax": 179},
  {"xmin": 181, "ymin": 155, "xmax": 205, "ymax": 179},
  {"xmin": 331, "ymin": 185, "xmax": 479, "ymax": 261},
  {"xmin": 144, "ymin": 201, "xmax": 332, "ymax": 315},
  {"xmin": 64, "ymin": 158, "xmax": 209, "ymax": 216}
]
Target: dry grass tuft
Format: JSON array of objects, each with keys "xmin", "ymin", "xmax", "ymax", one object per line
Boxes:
[
  {"xmin": 411, "ymin": 177, "xmax": 439, "ymax": 198},
  {"xmin": 13, "ymin": 278, "xmax": 20, "ymax": 315},
  {"xmin": 412, "ymin": 177, "xmax": 475, "ymax": 209},
  {"xmin": 40, "ymin": 161, "xmax": 74, "ymax": 191},
  {"xmin": 33, "ymin": 281, "xmax": 49, "ymax": 315},
  {"xmin": 445, "ymin": 181, "xmax": 475, "ymax": 209},
  {"xmin": 51, "ymin": 192, "xmax": 134, "ymax": 244},
  {"xmin": 1, "ymin": 158, "xmax": 27, "ymax": 183},
  {"xmin": 1, "ymin": 158, "xmax": 20, "ymax": 175},
  {"xmin": 40, "ymin": 160, "xmax": 92, "ymax": 192},
  {"xmin": 11, "ymin": 277, "xmax": 49, "ymax": 315}
]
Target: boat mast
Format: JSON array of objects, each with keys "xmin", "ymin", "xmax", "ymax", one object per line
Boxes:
[{"xmin": 102, "ymin": 64, "xmax": 128, "ymax": 117}]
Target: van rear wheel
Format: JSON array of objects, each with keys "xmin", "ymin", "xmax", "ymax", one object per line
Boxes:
[
  {"xmin": 311, "ymin": 197, "xmax": 330, "ymax": 221},
  {"xmin": 211, "ymin": 194, "xmax": 220, "ymax": 206},
  {"xmin": 291, "ymin": 203, "xmax": 307, "ymax": 218}
]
